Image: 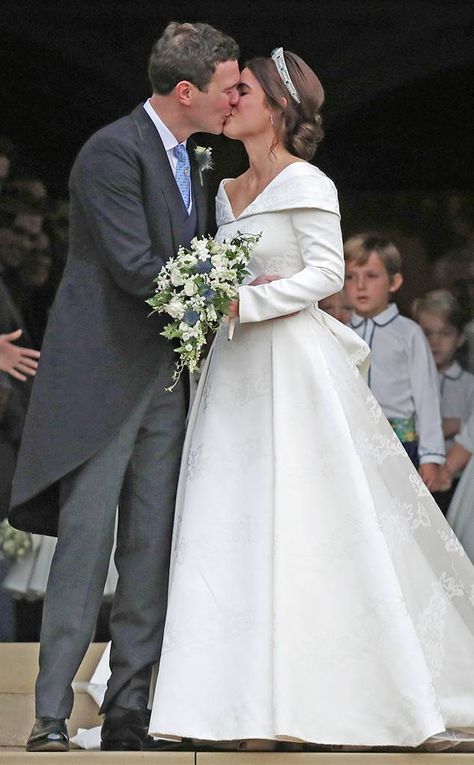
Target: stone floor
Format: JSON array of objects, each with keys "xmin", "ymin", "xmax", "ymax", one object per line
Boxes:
[
  {"xmin": 1, "ymin": 645, "xmax": 472, "ymax": 764},
  {"xmin": 1, "ymin": 752, "xmax": 474, "ymax": 764}
]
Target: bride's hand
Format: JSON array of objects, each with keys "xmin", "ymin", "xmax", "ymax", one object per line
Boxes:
[
  {"xmin": 227, "ymin": 276, "xmax": 281, "ymax": 319},
  {"xmin": 241, "ymin": 275, "xmax": 298, "ymax": 319},
  {"xmin": 227, "ymin": 300, "xmax": 239, "ymax": 318},
  {"xmin": 249, "ymin": 274, "xmax": 281, "ymax": 286}
]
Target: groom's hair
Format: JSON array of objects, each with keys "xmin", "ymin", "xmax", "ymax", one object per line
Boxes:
[{"xmin": 148, "ymin": 22, "xmax": 239, "ymax": 94}]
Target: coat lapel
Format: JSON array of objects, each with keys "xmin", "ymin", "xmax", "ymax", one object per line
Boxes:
[
  {"xmin": 130, "ymin": 105, "xmax": 188, "ymax": 252},
  {"xmin": 188, "ymin": 139, "xmax": 209, "ymax": 236}
]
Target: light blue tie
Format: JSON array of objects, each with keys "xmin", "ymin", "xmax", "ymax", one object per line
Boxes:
[{"xmin": 174, "ymin": 144, "xmax": 191, "ymax": 209}]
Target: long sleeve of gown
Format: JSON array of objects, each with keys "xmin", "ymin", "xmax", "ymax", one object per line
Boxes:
[{"xmin": 238, "ymin": 208, "xmax": 344, "ymax": 324}]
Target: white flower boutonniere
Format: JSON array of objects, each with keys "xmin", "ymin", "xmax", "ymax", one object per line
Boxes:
[{"xmin": 194, "ymin": 146, "xmax": 213, "ymax": 185}]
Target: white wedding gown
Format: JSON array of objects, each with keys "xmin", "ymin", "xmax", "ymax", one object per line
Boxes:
[{"xmin": 148, "ymin": 163, "xmax": 474, "ymax": 747}]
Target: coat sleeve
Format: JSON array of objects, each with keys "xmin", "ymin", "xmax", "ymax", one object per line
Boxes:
[
  {"xmin": 70, "ymin": 134, "xmax": 166, "ymax": 300},
  {"xmin": 238, "ymin": 207, "xmax": 344, "ymax": 324},
  {"xmin": 409, "ymin": 327, "xmax": 446, "ymax": 464}
]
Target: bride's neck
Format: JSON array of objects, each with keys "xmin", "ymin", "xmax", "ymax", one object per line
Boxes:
[{"xmin": 243, "ymin": 136, "xmax": 294, "ymax": 187}]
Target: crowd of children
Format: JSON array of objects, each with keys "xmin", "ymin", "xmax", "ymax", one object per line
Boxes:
[{"xmin": 320, "ymin": 232, "xmax": 474, "ymax": 559}]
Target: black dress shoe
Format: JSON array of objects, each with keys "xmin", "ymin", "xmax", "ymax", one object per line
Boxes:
[
  {"xmin": 26, "ymin": 717, "xmax": 69, "ymax": 752},
  {"xmin": 101, "ymin": 709, "xmax": 192, "ymax": 751}
]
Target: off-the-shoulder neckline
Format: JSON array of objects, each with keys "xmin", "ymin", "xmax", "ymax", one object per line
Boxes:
[{"xmin": 219, "ymin": 161, "xmax": 319, "ymax": 220}]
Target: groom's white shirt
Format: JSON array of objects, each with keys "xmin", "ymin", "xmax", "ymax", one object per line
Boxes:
[{"xmin": 143, "ymin": 99, "xmax": 192, "ymax": 213}]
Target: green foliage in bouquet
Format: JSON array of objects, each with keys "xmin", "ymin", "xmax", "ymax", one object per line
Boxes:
[{"xmin": 147, "ymin": 233, "xmax": 261, "ymax": 390}]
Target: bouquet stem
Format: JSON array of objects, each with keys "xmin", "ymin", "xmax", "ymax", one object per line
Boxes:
[{"xmin": 227, "ymin": 317, "xmax": 235, "ymax": 341}]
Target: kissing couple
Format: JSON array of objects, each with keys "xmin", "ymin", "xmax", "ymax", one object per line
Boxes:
[{"xmin": 9, "ymin": 20, "xmax": 474, "ymax": 753}]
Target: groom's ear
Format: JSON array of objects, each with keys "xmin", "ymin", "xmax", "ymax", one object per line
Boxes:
[{"xmin": 175, "ymin": 80, "xmax": 194, "ymax": 106}]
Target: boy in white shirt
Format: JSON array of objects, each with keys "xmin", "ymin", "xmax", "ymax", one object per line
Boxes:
[
  {"xmin": 413, "ymin": 289, "xmax": 474, "ymax": 451},
  {"xmin": 412, "ymin": 289, "xmax": 474, "ymax": 513},
  {"xmin": 344, "ymin": 233, "xmax": 444, "ymax": 490}
]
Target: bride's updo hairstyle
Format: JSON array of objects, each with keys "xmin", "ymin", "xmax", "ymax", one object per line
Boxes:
[{"xmin": 247, "ymin": 50, "xmax": 325, "ymax": 160}]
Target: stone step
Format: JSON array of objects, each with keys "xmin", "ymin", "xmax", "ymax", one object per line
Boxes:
[
  {"xmin": 0, "ymin": 753, "xmax": 192, "ymax": 764},
  {"xmin": 1, "ymin": 645, "xmax": 472, "ymax": 762},
  {"xmin": 0, "ymin": 750, "xmax": 473, "ymax": 764},
  {"xmin": 0, "ymin": 746, "xmax": 472, "ymax": 762},
  {"xmin": 0, "ymin": 643, "xmax": 105, "ymax": 747}
]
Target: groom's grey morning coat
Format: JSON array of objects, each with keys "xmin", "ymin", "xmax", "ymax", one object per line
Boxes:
[{"xmin": 9, "ymin": 104, "xmax": 208, "ymax": 536}]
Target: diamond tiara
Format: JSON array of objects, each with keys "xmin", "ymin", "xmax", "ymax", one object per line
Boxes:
[{"xmin": 271, "ymin": 47, "xmax": 300, "ymax": 104}]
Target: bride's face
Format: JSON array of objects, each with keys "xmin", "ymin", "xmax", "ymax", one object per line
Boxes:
[{"xmin": 223, "ymin": 67, "xmax": 273, "ymax": 140}]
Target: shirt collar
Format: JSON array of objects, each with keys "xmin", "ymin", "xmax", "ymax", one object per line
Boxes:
[
  {"xmin": 143, "ymin": 99, "xmax": 186, "ymax": 152},
  {"xmin": 441, "ymin": 360, "xmax": 463, "ymax": 380},
  {"xmin": 350, "ymin": 303, "xmax": 399, "ymax": 328}
]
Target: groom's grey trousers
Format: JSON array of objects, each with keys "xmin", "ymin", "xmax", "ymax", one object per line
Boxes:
[{"xmin": 35, "ymin": 356, "xmax": 186, "ymax": 719}]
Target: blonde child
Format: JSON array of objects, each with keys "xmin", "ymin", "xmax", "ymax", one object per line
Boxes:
[
  {"xmin": 442, "ymin": 413, "xmax": 474, "ymax": 561},
  {"xmin": 344, "ymin": 233, "xmax": 444, "ymax": 489},
  {"xmin": 413, "ymin": 289, "xmax": 474, "ymax": 450},
  {"xmin": 413, "ymin": 289, "xmax": 474, "ymax": 513}
]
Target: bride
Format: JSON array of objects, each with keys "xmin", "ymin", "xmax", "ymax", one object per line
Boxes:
[{"xmin": 148, "ymin": 49, "xmax": 474, "ymax": 748}]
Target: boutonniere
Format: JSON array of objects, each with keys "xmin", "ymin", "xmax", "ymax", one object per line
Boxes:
[{"xmin": 194, "ymin": 146, "xmax": 213, "ymax": 185}]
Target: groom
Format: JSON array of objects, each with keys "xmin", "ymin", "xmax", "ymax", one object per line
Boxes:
[{"xmin": 9, "ymin": 22, "xmax": 240, "ymax": 752}]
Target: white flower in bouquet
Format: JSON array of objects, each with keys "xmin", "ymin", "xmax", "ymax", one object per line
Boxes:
[
  {"xmin": 183, "ymin": 278, "xmax": 198, "ymax": 297},
  {"xmin": 210, "ymin": 252, "xmax": 225, "ymax": 268},
  {"xmin": 164, "ymin": 298, "xmax": 186, "ymax": 320},
  {"xmin": 193, "ymin": 238, "xmax": 211, "ymax": 259},
  {"xmin": 180, "ymin": 253, "xmax": 198, "ymax": 268},
  {"xmin": 147, "ymin": 232, "xmax": 261, "ymax": 390},
  {"xmin": 170, "ymin": 265, "xmax": 185, "ymax": 287}
]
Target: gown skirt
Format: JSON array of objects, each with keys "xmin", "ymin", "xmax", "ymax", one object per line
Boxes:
[{"xmin": 148, "ymin": 306, "xmax": 474, "ymax": 747}]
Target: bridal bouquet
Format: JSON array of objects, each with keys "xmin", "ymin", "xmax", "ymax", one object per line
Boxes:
[
  {"xmin": 147, "ymin": 233, "xmax": 260, "ymax": 390},
  {"xmin": 0, "ymin": 518, "xmax": 33, "ymax": 561}
]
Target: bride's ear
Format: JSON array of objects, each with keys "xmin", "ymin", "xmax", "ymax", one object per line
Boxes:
[{"xmin": 280, "ymin": 96, "xmax": 288, "ymax": 109}]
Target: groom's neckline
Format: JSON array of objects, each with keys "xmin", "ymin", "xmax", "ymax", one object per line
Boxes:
[{"xmin": 221, "ymin": 160, "xmax": 307, "ymax": 220}]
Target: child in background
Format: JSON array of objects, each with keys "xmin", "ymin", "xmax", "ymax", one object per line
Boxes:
[
  {"xmin": 344, "ymin": 233, "xmax": 444, "ymax": 490},
  {"xmin": 319, "ymin": 289, "xmax": 352, "ymax": 325},
  {"xmin": 442, "ymin": 412, "xmax": 474, "ymax": 561},
  {"xmin": 413, "ymin": 289, "xmax": 474, "ymax": 513},
  {"xmin": 413, "ymin": 289, "xmax": 474, "ymax": 449}
]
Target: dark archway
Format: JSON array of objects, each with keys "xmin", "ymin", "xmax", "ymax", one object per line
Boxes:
[{"xmin": 0, "ymin": 1, "xmax": 472, "ymax": 193}]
